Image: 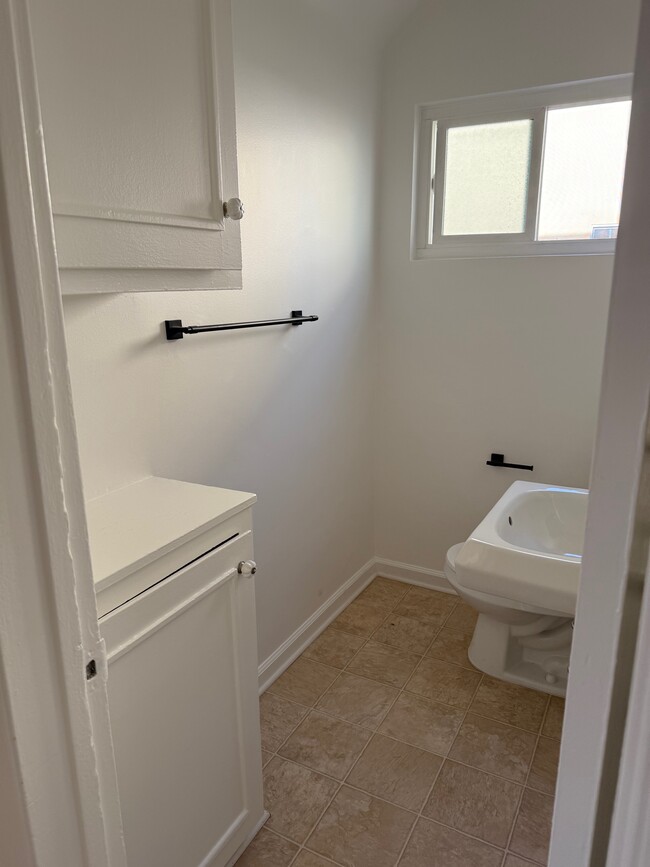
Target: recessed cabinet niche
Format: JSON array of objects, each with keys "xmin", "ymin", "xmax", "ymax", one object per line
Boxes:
[{"xmin": 29, "ymin": 0, "xmax": 242, "ymax": 293}]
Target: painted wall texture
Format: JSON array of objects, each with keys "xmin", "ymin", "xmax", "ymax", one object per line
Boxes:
[
  {"xmin": 62, "ymin": 0, "xmax": 641, "ymax": 667},
  {"xmin": 374, "ymin": 0, "xmax": 641, "ymax": 570},
  {"xmin": 62, "ymin": 0, "xmax": 380, "ymax": 664}
]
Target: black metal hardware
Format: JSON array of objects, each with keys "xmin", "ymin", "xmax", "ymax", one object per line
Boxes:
[
  {"xmin": 165, "ymin": 310, "xmax": 318, "ymax": 340},
  {"xmin": 85, "ymin": 659, "xmax": 97, "ymax": 680},
  {"xmin": 486, "ymin": 453, "xmax": 534, "ymax": 471}
]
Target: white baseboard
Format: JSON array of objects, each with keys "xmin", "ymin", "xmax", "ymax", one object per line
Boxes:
[
  {"xmin": 224, "ymin": 811, "xmax": 269, "ymax": 867},
  {"xmin": 257, "ymin": 558, "xmax": 376, "ymax": 693},
  {"xmin": 257, "ymin": 556, "xmax": 457, "ymax": 693},
  {"xmin": 373, "ymin": 557, "xmax": 455, "ymax": 594}
]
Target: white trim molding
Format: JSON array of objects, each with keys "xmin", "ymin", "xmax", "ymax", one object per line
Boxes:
[
  {"xmin": 373, "ymin": 557, "xmax": 454, "ymax": 593},
  {"xmin": 257, "ymin": 557, "xmax": 456, "ymax": 692},
  {"xmin": 606, "ymin": 549, "xmax": 650, "ymax": 866},
  {"xmin": 60, "ymin": 267, "xmax": 243, "ymax": 295},
  {"xmin": 549, "ymin": 6, "xmax": 650, "ymax": 862},
  {"xmin": 257, "ymin": 559, "xmax": 376, "ymax": 692},
  {"xmin": 224, "ymin": 811, "xmax": 270, "ymax": 867},
  {"xmin": 0, "ymin": 1, "xmax": 126, "ymax": 863}
]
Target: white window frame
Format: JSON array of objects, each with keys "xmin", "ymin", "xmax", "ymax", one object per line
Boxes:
[{"xmin": 412, "ymin": 75, "xmax": 633, "ymax": 259}]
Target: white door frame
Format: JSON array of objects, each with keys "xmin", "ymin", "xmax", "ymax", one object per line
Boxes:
[
  {"xmin": 599, "ymin": 2, "xmax": 650, "ymax": 861},
  {"xmin": 605, "ymin": 430, "xmax": 650, "ymax": 866},
  {"xmin": 0, "ymin": 1, "xmax": 125, "ymax": 865},
  {"xmin": 549, "ymin": 0, "xmax": 650, "ymax": 864}
]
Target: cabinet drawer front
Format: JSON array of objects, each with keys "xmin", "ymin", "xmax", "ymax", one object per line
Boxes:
[
  {"xmin": 96, "ymin": 508, "xmax": 252, "ymax": 619},
  {"xmin": 103, "ymin": 531, "xmax": 264, "ymax": 867},
  {"xmin": 101, "ymin": 530, "xmax": 252, "ymax": 660}
]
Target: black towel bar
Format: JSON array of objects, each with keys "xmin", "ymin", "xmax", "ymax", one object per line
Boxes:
[{"xmin": 165, "ymin": 310, "xmax": 318, "ymax": 340}]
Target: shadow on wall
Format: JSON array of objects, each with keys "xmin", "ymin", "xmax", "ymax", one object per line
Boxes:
[
  {"xmin": 62, "ymin": 0, "xmax": 387, "ymax": 664},
  {"xmin": 372, "ymin": 0, "xmax": 639, "ymax": 571}
]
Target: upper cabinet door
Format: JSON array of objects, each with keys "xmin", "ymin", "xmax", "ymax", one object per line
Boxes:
[{"xmin": 29, "ymin": 0, "xmax": 242, "ymax": 293}]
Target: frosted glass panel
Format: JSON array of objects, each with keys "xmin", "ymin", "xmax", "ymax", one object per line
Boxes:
[
  {"xmin": 442, "ymin": 120, "xmax": 532, "ymax": 236},
  {"xmin": 538, "ymin": 101, "xmax": 631, "ymax": 241}
]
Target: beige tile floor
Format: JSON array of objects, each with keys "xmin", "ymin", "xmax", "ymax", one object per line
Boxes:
[{"xmin": 237, "ymin": 577, "xmax": 565, "ymax": 867}]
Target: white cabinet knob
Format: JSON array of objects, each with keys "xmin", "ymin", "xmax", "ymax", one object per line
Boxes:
[
  {"xmin": 223, "ymin": 197, "xmax": 244, "ymax": 220},
  {"xmin": 237, "ymin": 560, "xmax": 257, "ymax": 576}
]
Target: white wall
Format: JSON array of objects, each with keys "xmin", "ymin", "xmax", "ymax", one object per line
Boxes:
[
  {"xmin": 374, "ymin": 0, "xmax": 641, "ymax": 571},
  {"xmin": 61, "ymin": 0, "xmax": 641, "ymax": 665},
  {"xmin": 62, "ymin": 0, "xmax": 381, "ymax": 664}
]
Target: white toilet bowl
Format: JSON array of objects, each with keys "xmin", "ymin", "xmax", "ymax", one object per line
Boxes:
[
  {"xmin": 445, "ymin": 543, "xmax": 559, "ymax": 624},
  {"xmin": 445, "ymin": 542, "xmax": 572, "ymax": 696}
]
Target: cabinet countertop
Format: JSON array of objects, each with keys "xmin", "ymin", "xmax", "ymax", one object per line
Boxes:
[{"xmin": 86, "ymin": 476, "xmax": 256, "ymax": 592}]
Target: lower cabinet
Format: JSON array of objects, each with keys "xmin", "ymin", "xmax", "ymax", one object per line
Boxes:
[{"xmin": 100, "ymin": 530, "xmax": 265, "ymax": 867}]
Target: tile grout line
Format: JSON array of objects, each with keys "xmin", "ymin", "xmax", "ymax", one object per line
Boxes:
[
  {"xmin": 270, "ymin": 760, "xmax": 514, "ymax": 863},
  {"xmin": 257, "ymin": 579, "xmax": 558, "ymax": 867},
  {"xmin": 266, "ymin": 762, "xmax": 512, "ymax": 867},
  {"xmin": 365, "ymin": 586, "xmax": 552, "ymax": 863},
  {"xmin": 391, "ymin": 661, "xmax": 503, "ymax": 866},
  {"xmin": 312, "ymin": 580, "xmax": 448, "ymax": 718},
  {"xmin": 269, "ymin": 683, "xmax": 347, "ymax": 866},
  {"xmin": 329, "ymin": 587, "xmax": 456, "ymax": 651},
  {"xmin": 265, "ymin": 582, "xmax": 480, "ymax": 866},
  {"xmin": 336, "ymin": 586, "xmax": 476, "ymax": 867},
  {"xmin": 279, "ymin": 581, "xmax": 417, "ymax": 867},
  {"xmin": 265, "ymin": 583, "xmax": 419, "ymax": 756},
  {"xmin": 265, "ymin": 695, "xmax": 555, "ymax": 861},
  {"xmin": 269, "ymin": 706, "xmax": 549, "ymax": 792},
  {"xmin": 271, "ymin": 667, "xmax": 551, "ymax": 743},
  {"xmin": 266, "ymin": 746, "xmax": 546, "ymax": 826},
  {"xmin": 378, "ymin": 583, "xmax": 551, "ymax": 865},
  {"xmin": 499, "ymin": 775, "xmax": 527, "ymax": 867},
  {"xmin": 266, "ymin": 669, "xmax": 557, "ymax": 783},
  {"xmin": 264, "ymin": 716, "xmax": 552, "ymax": 796},
  {"xmin": 501, "ymin": 692, "xmax": 551, "ymax": 867},
  {"xmin": 289, "ymin": 589, "xmax": 415, "ymax": 866},
  {"xmin": 270, "ymin": 673, "xmax": 552, "ymax": 742},
  {"xmin": 414, "ymin": 636, "xmax": 553, "ymax": 864}
]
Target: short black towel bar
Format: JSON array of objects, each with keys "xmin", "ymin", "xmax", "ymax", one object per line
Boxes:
[
  {"xmin": 486, "ymin": 453, "xmax": 534, "ymax": 471},
  {"xmin": 165, "ymin": 310, "xmax": 318, "ymax": 340}
]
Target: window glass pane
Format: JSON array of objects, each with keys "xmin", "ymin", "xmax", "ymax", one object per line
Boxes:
[
  {"xmin": 442, "ymin": 119, "xmax": 532, "ymax": 236},
  {"xmin": 537, "ymin": 101, "xmax": 631, "ymax": 241}
]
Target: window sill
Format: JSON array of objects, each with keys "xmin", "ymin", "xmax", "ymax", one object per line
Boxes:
[{"xmin": 412, "ymin": 239, "xmax": 617, "ymax": 260}]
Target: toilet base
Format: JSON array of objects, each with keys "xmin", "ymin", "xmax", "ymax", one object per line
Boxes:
[{"xmin": 468, "ymin": 613, "xmax": 569, "ymax": 697}]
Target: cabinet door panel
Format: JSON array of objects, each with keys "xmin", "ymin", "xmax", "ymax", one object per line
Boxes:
[
  {"xmin": 29, "ymin": 0, "xmax": 242, "ymax": 290},
  {"xmin": 103, "ymin": 534, "xmax": 263, "ymax": 867}
]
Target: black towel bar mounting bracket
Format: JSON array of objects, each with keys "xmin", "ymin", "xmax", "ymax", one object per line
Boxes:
[
  {"xmin": 164, "ymin": 310, "xmax": 318, "ymax": 340},
  {"xmin": 486, "ymin": 453, "xmax": 534, "ymax": 471}
]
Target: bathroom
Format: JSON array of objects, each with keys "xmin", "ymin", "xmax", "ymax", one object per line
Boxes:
[{"xmin": 1, "ymin": 0, "xmax": 649, "ymax": 866}]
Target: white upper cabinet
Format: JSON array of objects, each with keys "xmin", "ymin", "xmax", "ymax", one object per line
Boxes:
[{"xmin": 29, "ymin": 0, "xmax": 242, "ymax": 293}]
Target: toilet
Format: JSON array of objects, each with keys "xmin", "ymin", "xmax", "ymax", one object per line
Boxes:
[{"xmin": 445, "ymin": 542, "xmax": 573, "ymax": 696}]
